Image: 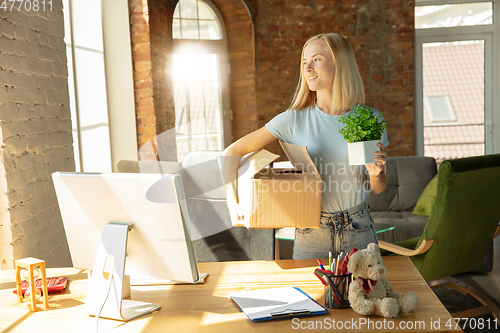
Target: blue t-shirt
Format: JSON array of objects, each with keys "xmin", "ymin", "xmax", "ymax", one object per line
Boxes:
[{"xmin": 265, "ymin": 104, "xmax": 389, "ymax": 213}]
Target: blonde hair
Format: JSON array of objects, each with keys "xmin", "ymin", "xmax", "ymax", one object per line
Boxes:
[{"xmin": 289, "ymin": 33, "xmax": 365, "ymax": 112}]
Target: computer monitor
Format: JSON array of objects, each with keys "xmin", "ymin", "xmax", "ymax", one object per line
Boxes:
[{"xmin": 52, "ymin": 172, "xmax": 205, "ymax": 321}]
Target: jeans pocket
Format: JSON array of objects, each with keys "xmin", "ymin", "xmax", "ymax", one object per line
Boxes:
[
  {"xmin": 348, "ymin": 211, "xmax": 373, "ymax": 233},
  {"xmin": 296, "ymin": 227, "xmax": 313, "ymax": 235}
]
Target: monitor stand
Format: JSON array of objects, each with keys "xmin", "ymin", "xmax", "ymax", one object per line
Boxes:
[{"xmin": 85, "ymin": 223, "xmax": 161, "ymax": 321}]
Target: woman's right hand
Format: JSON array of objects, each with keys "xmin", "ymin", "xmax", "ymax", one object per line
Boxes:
[{"xmin": 227, "ymin": 194, "xmax": 245, "ymax": 226}]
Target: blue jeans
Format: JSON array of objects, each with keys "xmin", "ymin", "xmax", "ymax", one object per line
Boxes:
[{"xmin": 292, "ymin": 201, "xmax": 378, "ymax": 259}]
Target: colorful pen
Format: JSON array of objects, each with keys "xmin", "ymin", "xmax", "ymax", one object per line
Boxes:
[
  {"xmin": 314, "ymin": 272, "xmax": 327, "ymax": 286},
  {"xmin": 317, "ymin": 259, "xmax": 325, "ymax": 270},
  {"xmin": 328, "ymin": 252, "xmax": 333, "ymax": 272}
]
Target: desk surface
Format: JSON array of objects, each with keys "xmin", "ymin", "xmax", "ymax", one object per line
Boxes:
[{"xmin": 0, "ymin": 257, "xmax": 461, "ymax": 333}]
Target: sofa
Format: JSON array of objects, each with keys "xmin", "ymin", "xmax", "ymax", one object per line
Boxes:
[{"xmin": 368, "ymin": 156, "xmax": 437, "ymax": 244}]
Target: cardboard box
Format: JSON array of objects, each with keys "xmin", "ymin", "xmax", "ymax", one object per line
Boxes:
[{"xmin": 237, "ymin": 141, "xmax": 322, "ymax": 229}]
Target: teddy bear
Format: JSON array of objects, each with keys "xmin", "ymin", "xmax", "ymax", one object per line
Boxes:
[{"xmin": 347, "ymin": 243, "xmax": 418, "ymax": 318}]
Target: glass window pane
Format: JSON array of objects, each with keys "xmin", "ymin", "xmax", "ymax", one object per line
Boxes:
[
  {"xmin": 80, "ymin": 127, "xmax": 112, "ymax": 172},
  {"xmin": 198, "ymin": 0, "xmax": 216, "ymax": 19},
  {"xmin": 415, "ymin": 2, "xmax": 492, "ymax": 29},
  {"xmin": 199, "ymin": 20, "xmax": 222, "ymax": 40},
  {"xmin": 172, "ymin": 19, "xmax": 181, "ymax": 39},
  {"xmin": 208, "ymin": 54, "xmax": 219, "ymax": 81},
  {"xmin": 74, "ymin": 49, "xmax": 108, "ymax": 126},
  {"xmin": 173, "ymin": 0, "xmax": 223, "ymax": 40},
  {"xmin": 422, "ymin": 40, "xmax": 485, "ymax": 162},
  {"xmin": 172, "ymin": 53, "xmax": 223, "ymax": 159},
  {"xmin": 181, "ymin": 20, "xmax": 199, "ymax": 39},
  {"xmin": 424, "ymin": 94, "xmax": 457, "ymax": 123},
  {"xmin": 204, "ymin": 81, "xmax": 220, "ymax": 133},
  {"xmin": 174, "ymin": 3, "xmax": 180, "ymax": 18},
  {"xmin": 188, "ymin": 83, "xmax": 206, "ymax": 134},
  {"xmin": 180, "ymin": 0, "xmax": 198, "ymax": 19},
  {"xmin": 71, "ymin": 0, "xmax": 104, "ymax": 51}
]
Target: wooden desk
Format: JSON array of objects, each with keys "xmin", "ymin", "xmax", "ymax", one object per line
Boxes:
[{"xmin": 0, "ymin": 257, "xmax": 461, "ymax": 332}]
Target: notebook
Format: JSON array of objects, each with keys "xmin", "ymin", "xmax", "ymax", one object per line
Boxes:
[{"xmin": 230, "ymin": 287, "xmax": 327, "ymax": 321}]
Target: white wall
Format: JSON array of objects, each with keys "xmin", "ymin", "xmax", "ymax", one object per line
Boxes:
[{"xmin": 102, "ymin": 0, "xmax": 138, "ymax": 169}]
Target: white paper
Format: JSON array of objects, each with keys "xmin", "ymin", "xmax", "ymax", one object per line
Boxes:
[{"xmin": 230, "ymin": 287, "xmax": 326, "ymax": 321}]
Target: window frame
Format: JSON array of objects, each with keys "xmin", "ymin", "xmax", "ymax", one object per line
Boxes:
[
  {"xmin": 414, "ymin": 0, "xmax": 499, "ymax": 156},
  {"xmin": 173, "ymin": 0, "xmax": 224, "ymax": 41},
  {"xmin": 423, "ymin": 94, "xmax": 458, "ymax": 124}
]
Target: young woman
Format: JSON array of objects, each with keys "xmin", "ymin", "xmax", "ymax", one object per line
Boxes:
[{"xmin": 224, "ymin": 33, "xmax": 389, "ymax": 259}]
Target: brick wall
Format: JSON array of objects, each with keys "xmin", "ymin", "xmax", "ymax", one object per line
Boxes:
[
  {"xmin": 129, "ymin": 0, "xmax": 177, "ymax": 161},
  {"xmin": 213, "ymin": 0, "xmax": 258, "ymax": 140},
  {"xmin": 129, "ymin": 0, "xmax": 414, "ymax": 158},
  {"xmin": 148, "ymin": 0, "xmax": 178, "ymax": 161},
  {"xmin": 0, "ymin": 0, "xmax": 74, "ymax": 268}
]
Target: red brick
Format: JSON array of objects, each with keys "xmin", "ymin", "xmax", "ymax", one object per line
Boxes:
[
  {"xmin": 132, "ymin": 52, "xmax": 151, "ymax": 62},
  {"xmin": 136, "ymin": 98, "xmax": 154, "ymax": 108},
  {"xmin": 136, "ymin": 89, "xmax": 153, "ymax": 99},
  {"xmin": 135, "ymin": 79, "xmax": 153, "ymax": 90},
  {"xmin": 138, "ymin": 134, "xmax": 156, "ymax": 145},
  {"xmin": 137, "ymin": 125, "xmax": 156, "ymax": 135},
  {"xmin": 136, "ymin": 107, "xmax": 155, "ymax": 116},
  {"xmin": 133, "ymin": 43, "xmax": 150, "ymax": 53},
  {"xmin": 133, "ymin": 71, "xmax": 152, "ymax": 82},
  {"xmin": 134, "ymin": 61, "xmax": 151, "ymax": 72}
]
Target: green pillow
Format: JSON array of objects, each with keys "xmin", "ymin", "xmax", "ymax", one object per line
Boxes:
[{"xmin": 412, "ymin": 175, "xmax": 438, "ymax": 216}]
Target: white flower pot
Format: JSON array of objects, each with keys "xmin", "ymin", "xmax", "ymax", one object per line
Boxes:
[{"xmin": 347, "ymin": 140, "xmax": 380, "ymax": 165}]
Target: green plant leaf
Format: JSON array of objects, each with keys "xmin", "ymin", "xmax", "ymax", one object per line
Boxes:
[{"xmin": 338, "ymin": 105, "xmax": 387, "ymax": 143}]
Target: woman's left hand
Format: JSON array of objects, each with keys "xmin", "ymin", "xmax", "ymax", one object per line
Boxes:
[{"xmin": 365, "ymin": 143, "xmax": 387, "ymax": 177}]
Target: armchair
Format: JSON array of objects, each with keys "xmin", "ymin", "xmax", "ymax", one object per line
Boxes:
[{"xmin": 379, "ymin": 154, "xmax": 500, "ymax": 320}]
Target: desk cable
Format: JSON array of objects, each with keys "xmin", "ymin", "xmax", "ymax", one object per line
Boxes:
[{"xmin": 96, "ymin": 254, "xmax": 115, "ymax": 333}]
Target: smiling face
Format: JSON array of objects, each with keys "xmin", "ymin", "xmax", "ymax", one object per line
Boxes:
[{"xmin": 302, "ymin": 39, "xmax": 335, "ymax": 95}]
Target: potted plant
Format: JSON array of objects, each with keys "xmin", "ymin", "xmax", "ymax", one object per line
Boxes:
[{"xmin": 339, "ymin": 105, "xmax": 387, "ymax": 165}]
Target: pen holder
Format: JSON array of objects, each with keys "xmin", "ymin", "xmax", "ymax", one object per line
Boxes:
[{"xmin": 323, "ymin": 272, "xmax": 351, "ymax": 309}]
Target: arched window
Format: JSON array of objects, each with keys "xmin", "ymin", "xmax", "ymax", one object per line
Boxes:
[
  {"xmin": 173, "ymin": 0, "xmax": 223, "ymax": 40},
  {"xmin": 171, "ymin": 0, "xmax": 231, "ymax": 161}
]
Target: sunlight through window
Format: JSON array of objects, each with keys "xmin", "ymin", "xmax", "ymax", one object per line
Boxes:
[
  {"xmin": 173, "ymin": 0, "xmax": 222, "ymax": 40},
  {"xmin": 171, "ymin": 0, "xmax": 228, "ymax": 161}
]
